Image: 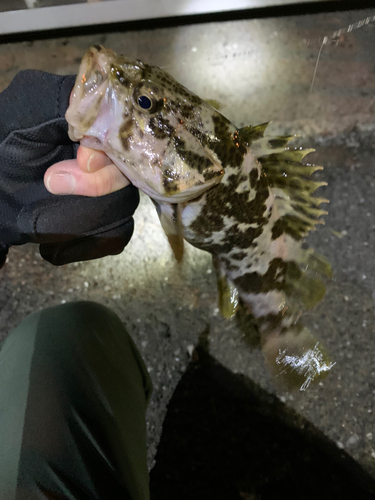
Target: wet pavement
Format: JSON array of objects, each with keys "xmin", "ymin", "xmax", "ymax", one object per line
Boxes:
[{"xmin": 0, "ymin": 5, "xmax": 375, "ymax": 487}]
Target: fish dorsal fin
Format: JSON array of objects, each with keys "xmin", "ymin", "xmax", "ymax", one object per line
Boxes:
[
  {"xmin": 258, "ymin": 148, "xmax": 328, "ymax": 241},
  {"xmin": 239, "ymin": 124, "xmax": 332, "ymax": 313},
  {"xmin": 153, "ymin": 201, "xmax": 184, "ymax": 262},
  {"xmin": 238, "ymin": 123, "xmax": 270, "ymax": 145},
  {"xmin": 242, "ymin": 123, "xmax": 329, "ymax": 241},
  {"xmin": 204, "ymin": 99, "xmax": 223, "ymax": 111}
]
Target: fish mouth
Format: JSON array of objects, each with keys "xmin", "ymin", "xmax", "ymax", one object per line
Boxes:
[
  {"xmin": 79, "ymin": 134, "xmax": 106, "ymax": 150},
  {"xmin": 67, "ymin": 128, "xmax": 106, "ymax": 151},
  {"xmin": 68, "ymin": 126, "xmax": 84, "ymax": 142},
  {"xmin": 66, "ymin": 47, "xmax": 112, "ymax": 142}
]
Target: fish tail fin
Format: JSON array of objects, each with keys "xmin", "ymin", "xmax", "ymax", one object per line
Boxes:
[{"xmin": 261, "ymin": 324, "xmax": 336, "ymax": 391}]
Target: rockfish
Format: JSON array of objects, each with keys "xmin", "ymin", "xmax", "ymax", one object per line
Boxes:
[{"xmin": 66, "ymin": 46, "xmax": 334, "ymax": 389}]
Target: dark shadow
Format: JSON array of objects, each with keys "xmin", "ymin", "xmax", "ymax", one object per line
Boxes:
[{"xmin": 150, "ymin": 347, "xmax": 375, "ymax": 500}]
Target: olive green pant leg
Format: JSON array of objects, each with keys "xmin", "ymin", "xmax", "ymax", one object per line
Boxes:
[{"xmin": 0, "ymin": 301, "xmax": 152, "ymax": 500}]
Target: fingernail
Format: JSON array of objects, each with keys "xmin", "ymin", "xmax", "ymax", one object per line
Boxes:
[
  {"xmin": 87, "ymin": 151, "xmax": 107, "ymax": 172},
  {"xmin": 46, "ymin": 172, "xmax": 75, "ymax": 195},
  {"xmin": 87, "ymin": 152, "xmax": 95, "ymax": 172}
]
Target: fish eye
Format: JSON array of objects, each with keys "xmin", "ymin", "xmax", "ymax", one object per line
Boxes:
[
  {"xmin": 138, "ymin": 95, "xmax": 152, "ymax": 110},
  {"xmin": 133, "ymin": 83, "xmax": 163, "ymax": 114}
]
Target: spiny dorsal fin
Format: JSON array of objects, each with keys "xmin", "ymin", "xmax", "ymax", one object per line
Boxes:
[
  {"xmin": 205, "ymin": 99, "xmax": 223, "ymax": 111},
  {"xmin": 244, "ymin": 125, "xmax": 332, "ymax": 311},
  {"xmin": 246, "ymin": 125, "xmax": 329, "ymax": 241},
  {"xmin": 238, "ymin": 123, "xmax": 270, "ymax": 145}
]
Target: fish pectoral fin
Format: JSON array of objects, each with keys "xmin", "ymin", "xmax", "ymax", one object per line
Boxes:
[
  {"xmin": 212, "ymin": 256, "xmax": 239, "ymax": 319},
  {"xmin": 153, "ymin": 201, "xmax": 184, "ymax": 262}
]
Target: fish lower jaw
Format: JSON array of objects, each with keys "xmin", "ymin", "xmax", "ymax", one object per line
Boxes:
[
  {"xmin": 79, "ymin": 135, "xmax": 106, "ymax": 150},
  {"xmin": 67, "ymin": 126, "xmax": 102, "ymax": 147}
]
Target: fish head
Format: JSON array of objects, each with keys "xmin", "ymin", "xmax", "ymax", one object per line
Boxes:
[{"xmin": 67, "ymin": 45, "xmax": 232, "ymax": 202}]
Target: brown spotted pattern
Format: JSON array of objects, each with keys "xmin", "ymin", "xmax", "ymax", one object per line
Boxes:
[{"xmin": 67, "ymin": 46, "xmax": 330, "ymax": 339}]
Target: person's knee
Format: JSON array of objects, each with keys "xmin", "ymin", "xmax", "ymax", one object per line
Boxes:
[
  {"xmin": 42, "ymin": 300, "xmax": 116, "ymax": 323},
  {"xmin": 38, "ymin": 300, "xmax": 123, "ymax": 338}
]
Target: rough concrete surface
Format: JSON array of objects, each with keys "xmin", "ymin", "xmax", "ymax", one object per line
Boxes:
[{"xmin": 0, "ymin": 6, "xmax": 375, "ymax": 480}]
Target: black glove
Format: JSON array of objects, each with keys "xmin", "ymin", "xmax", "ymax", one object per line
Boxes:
[{"xmin": 0, "ymin": 70, "xmax": 139, "ymax": 268}]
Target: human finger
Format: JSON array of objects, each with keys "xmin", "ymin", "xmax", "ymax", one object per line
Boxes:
[
  {"xmin": 45, "ymin": 159, "xmax": 130, "ymax": 197},
  {"xmin": 76, "ymin": 145, "xmax": 113, "ymax": 173}
]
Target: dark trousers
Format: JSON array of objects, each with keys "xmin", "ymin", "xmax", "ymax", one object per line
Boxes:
[{"xmin": 0, "ymin": 301, "xmax": 152, "ymax": 500}]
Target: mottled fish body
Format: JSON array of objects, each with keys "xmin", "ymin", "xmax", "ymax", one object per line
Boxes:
[{"xmin": 67, "ymin": 46, "xmax": 334, "ymax": 389}]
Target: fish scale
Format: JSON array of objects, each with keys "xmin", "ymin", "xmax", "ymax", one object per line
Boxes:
[{"xmin": 66, "ymin": 46, "xmax": 335, "ymax": 390}]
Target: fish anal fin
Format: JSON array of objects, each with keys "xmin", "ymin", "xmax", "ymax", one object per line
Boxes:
[{"xmin": 212, "ymin": 256, "xmax": 239, "ymax": 319}]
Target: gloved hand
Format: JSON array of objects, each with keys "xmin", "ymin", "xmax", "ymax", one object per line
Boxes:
[{"xmin": 0, "ymin": 70, "xmax": 139, "ymax": 268}]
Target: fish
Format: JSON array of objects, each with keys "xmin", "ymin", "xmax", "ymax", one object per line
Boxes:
[{"xmin": 66, "ymin": 46, "xmax": 335, "ymax": 390}]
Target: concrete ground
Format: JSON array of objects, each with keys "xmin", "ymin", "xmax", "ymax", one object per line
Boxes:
[{"xmin": 0, "ymin": 5, "xmax": 374, "ymax": 482}]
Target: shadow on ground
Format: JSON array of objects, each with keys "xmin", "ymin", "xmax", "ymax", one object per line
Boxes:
[{"xmin": 150, "ymin": 347, "xmax": 375, "ymax": 500}]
